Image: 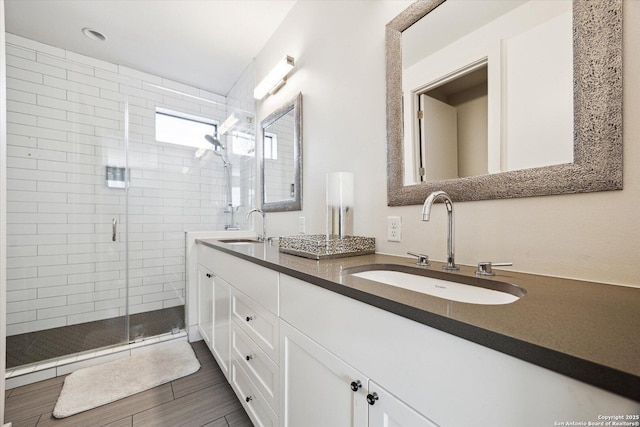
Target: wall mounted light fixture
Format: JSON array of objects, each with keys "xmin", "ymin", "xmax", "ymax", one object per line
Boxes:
[{"xmin": 254, "ymin": 55, "xmax": 295, "ymax": 100}]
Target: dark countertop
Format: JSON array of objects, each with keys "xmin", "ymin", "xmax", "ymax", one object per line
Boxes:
[{"xmin": 197, "ymin": 238, "xmax": 640, "ymax": 402}]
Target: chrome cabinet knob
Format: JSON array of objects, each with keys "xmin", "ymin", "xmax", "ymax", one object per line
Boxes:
[
  {"xmin": 350, "ymin": 380, "xmax": 362, "ymax": 392},
  {"xmin": 366, "ymin": 392, "xmax": 379, "ymax": 405}
]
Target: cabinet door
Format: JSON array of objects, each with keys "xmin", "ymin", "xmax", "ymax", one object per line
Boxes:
[
  {"xmin": 368, "ymin": 381, "xmax": 439, "ymax": 427},
  {"xmin": 212, "ymin": 274, "xmax": 231, "ymax": 378},
  {"xmin": 197, "ymin": 265, "xmax": 214, "ymax": 347},
  {"xmin": 280, "ymin": 321, "xmax": 368, "ymax": 427}
]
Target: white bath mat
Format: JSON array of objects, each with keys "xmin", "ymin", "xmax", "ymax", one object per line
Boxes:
[{"xmin": 53, "ymin": 340, "xmax": 200, "ymax": 418}]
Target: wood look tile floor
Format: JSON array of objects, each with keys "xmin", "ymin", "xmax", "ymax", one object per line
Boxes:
[{"xmin": 4, "ymin": 341, "xmax": 253, "ymax": 427}]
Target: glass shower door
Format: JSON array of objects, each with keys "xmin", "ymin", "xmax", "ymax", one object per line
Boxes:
[
  {"xmin": 121, "ymin": 78, "xmax": 255, "ymax": 343},
  {"xmin": 5, "ymin": 43, "xmax": 130, "ymax": 368},
  {"xmin": 120, "ymin": 83, "xmax": 204, "ymax": 342}
]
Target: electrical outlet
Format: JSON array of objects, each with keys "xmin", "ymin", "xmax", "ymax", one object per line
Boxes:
[
  {"xmin": 298, "ymin": 216, "xmax": 306, "ymax": 234},
  {"xmin": 387, "ymin": 216, "xmax": 401, "ymax": 242}
]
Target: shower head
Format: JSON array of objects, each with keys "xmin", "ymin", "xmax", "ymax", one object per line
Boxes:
[
  {"xmin": 204, "ymin": 134, "xmax": 224, "ymax": 150},
  {"xmin": 204, "ymin": 134, "xmax": 230, "ymax": 165}
]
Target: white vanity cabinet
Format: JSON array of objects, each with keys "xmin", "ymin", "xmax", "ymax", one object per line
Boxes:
[
  {"xmin": 198, "ymin": 244, "xmax": 281, "ymax": 427},
  {"xmin": 196, "ymin": 264, "xmax": 214, "ymax": 349},
  {"xmin": 280, "ymin": 320, "xmax": 438, "ymax": 427},
  {"xmin": 231, "ymin": 287, "xmax": 279, "ymax": 362},
  {"xmin": 230, "ymin": 358, "xmax": 279, "ymax": 427},
  {"xmin": 230, "ymin": 287, "xmax": 280, "ymax": 426},
  {"xmin": 195, "ymin": 245, "xmax": 639, "ymax": 427},
  {"xmin": 196, "ymin": 246, "xmax": 231, "ymax": 378},
  {"xmin": 280, "ymin": 320, "xmax": 369, "ymax": 427},
  {"xmin": 367, "ymin": 381, "xmax": 439, "ymax": 427},
  {"xmin": 279, "ymin": 273, "xmax": 640, "ymax": 427},
  {"xmin": 231, "ymin": 322, "xmax": 279, "ymax": 411},
  {"xmin": 210, "ymin": 275, "xmax": 231, "ymax": 377}
]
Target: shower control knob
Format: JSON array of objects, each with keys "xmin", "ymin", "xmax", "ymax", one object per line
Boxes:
[
  {"xmin": 367, "ymin": 392, "xmax": 379, "ymax": 405},
  {"xmin": 245, "ymin": 396, "xmax": 253, "ymax": 403},
  {"xmin": 246, "ymin": 316, "xmax": 256, "ymax": 322},
  {"xmin": 350, "ymin": 380, "xmax": 362, "ymax": 392}
]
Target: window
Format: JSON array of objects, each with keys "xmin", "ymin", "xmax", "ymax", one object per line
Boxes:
[
  {"xmin": 230, "ymin": 131, "xmax": 255, "ymax": 157},
  {"xmin": 264, "ymin": 132, "xmax": 278, "ymax": 160},
  {"xmin": 155, "ymin": 108, "xmax": 217, "ymax": 149}
]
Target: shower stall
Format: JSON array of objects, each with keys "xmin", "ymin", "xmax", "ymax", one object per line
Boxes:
[{"xmin": 4, "ymin": 34, "xmax": 255, "ymax": 371}]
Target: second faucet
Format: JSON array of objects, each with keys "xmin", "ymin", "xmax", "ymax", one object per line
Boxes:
[{"xmin": 421, "ymin": 190, "xmax": 459, "ymax": 271}]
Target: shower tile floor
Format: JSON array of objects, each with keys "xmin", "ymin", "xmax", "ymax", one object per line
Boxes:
[{"xmin": 6, "ymin": 306, "xmax": 185, "ymax": 369}]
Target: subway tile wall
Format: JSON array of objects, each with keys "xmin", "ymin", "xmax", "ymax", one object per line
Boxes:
[
  {"xmin": 226, "ymin": 62, "xmax": 257, "ymax": 225},
  {"xmin": 4, "ymin": 34, "xmax": 255, "ymax": 336},
  {"xmin": 264, "ymin": 110, "xmax": 295, "ymax": 202}
]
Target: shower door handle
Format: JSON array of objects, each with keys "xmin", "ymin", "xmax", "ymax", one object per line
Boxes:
[{"xmin": 112, "ymin": 218, "xmax": 118, "ymax": 242}]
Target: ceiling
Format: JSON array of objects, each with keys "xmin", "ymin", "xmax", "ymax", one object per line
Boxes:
[{"xmin": 4, "ymin": 0, "xmax": 297, "ymax": 96}]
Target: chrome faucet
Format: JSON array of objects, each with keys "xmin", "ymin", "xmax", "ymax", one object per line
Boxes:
[
  {"xmin": 246, "ymin": 208, "xmax": 266, "ymax": 241},
  {"xmin": 421, "ymin": 191, "xmax": 459, "ymax": 270}
]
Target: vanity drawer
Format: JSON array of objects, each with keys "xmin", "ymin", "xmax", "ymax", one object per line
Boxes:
[
  {"xmin": 231, "ymin": 322, "xmax": 279, "ymax": 412},
  {"xmin": 197, "ymin": 243, "xmax": 217, "ymax": 272},
  {"xmin": 231, "ymin": 287, "xmax": 279, "ymax": 363},
  {"xmin": 210, "ymin": 247, "xmax": 279, "ymax": 315},
  {"xmin": 231, "ymin": 360, "xmax": 278, "ymax": 427}
]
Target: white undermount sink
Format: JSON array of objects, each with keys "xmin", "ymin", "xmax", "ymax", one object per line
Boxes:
[{"xmin": 345, "ymin": 264, "xmax": 526, "ymax": 305}]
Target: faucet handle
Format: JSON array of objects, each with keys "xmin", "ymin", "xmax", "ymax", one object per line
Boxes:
[
  {"xmin": 476, "ymin": 261, "xmax": 512, "ymax": 276},
  {"xmin": 407, "ymin": 252, "xmax": 430, "ymax": 266},
  {"xmin": 266, "ymin": 236, "xmax": 279, "ymax": 246}
]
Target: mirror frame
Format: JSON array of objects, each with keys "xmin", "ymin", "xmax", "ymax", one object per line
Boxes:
[
  {"xmin": 386, "ymin": 0, "xmax": 623, "ymax": 205},
  {"xmin": 260, "ymin": 92, "xmax": 303, "ymax": 212}
]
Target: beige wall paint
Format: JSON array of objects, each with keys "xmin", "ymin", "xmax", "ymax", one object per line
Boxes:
[{"xmin": 255, "ymin": 0, "xmax": 639, "ymax": 288}]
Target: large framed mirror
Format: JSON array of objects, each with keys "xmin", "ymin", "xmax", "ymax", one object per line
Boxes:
[
  {"xmin": 386, "ymin": 0, "xmax": 622, "ymax": 205},
  {"xmin": 260, "ymin": 92, "xmax": 303, "ymax": 212}
]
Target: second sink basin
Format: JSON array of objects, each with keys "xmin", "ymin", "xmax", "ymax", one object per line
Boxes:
[{"xmin": 344, "ymin": 264, "xmax": 526, "ymax": 305}]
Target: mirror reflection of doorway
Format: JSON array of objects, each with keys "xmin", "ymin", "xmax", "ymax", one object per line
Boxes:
[{"xmin": 416, "ymin": 64, "xmax": 488, "ymax": 181}]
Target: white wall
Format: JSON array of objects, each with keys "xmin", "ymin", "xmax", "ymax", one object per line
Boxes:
[
  {"xmin": 255, "ymin": 0, "xmax": 640, "ymax": 288},
  {"xmin": 4, "ymin": 34, "xmax": 254, "ymax": 335}
]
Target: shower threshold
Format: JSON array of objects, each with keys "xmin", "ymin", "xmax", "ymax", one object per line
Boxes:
[{"xmin": 5, "ymin": 329, "xmax": 188, "ymax": 389}]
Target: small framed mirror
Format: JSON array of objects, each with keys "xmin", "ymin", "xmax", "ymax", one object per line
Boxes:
[{"xmin": 260, "ymin": 92, "xmax": 303, "ymax": 212}]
